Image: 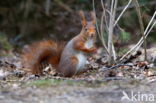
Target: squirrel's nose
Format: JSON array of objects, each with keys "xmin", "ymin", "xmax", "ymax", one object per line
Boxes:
[
  {"xmin": 89, "ymin": 28, "xmax": 95, "ymax": 33},
  {"xmin": 89, "ymin": 33, "xmax": 95, "ymax": 38}
]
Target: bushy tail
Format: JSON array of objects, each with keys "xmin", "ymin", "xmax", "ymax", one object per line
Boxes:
[{"xmin": 22, "ymin": 40, "xmax": 65, "ymax": 75}]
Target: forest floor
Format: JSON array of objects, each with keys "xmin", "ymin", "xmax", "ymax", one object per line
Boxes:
[{"xmin": 0, "ymin": 48, "xmax": 156, "ymax": 103}]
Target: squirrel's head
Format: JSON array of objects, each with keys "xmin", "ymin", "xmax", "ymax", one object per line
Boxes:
[{"xmin": 79, "ymin": 11, "xmax": 96, "ymax": 39}]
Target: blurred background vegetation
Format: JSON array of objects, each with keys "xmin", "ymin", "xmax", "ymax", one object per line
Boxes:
[{"xmin": 0, "ymin": 0, "xmax": 155, "ymax": 55}]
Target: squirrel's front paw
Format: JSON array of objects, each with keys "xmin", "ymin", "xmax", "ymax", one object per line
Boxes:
[{"xmin": 90, "ymin": 47, "xmax": 97, "ymax": 53}]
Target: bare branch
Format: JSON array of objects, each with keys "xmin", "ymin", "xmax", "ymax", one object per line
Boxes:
[
  {"xmin": 117, "ymin": 1, "xmax": 156, "ymax": 11},
  {"xmin": 45, "ymin": 0, "xmax": 51, "ymax": 16},
  {"xmin": 92, "ymin": 0, "xmax": 100, "ymax": 37},
  {"xmin": 93, "ymin": 0, "xmax": 109, "ymax": 55},
  {"xmin": 101, "ymin": 0, "xmax": 109, "ymax": 30},
  {"xmin": 108, "ymin": 0, "xmax": 118, "ymax": 64},
  {"xmin": 114, "ymin": 0, "xmax": 133, "ymax": 27},
  {"xmin": 54, "ymin": 0, "xmax": 73, "ymax": 12},
  {"xmin": 120, "ymin": 11, "xmax": 156, "ymax": 61},
  {"xmin": 134, "ymin": 0, "xmax": 147, "ymax": 61},
  {"xmin": 144, "ymin": 11, "xmax": 156, "ymax": 35},
  {"xmin": 136, "ymin": 20, "xmax": 156, "ymax": 51}
]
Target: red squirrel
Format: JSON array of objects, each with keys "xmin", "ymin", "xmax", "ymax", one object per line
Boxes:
[{"xmin": 22, "ymin": 11, "xmax": 97, "ymax": 77}]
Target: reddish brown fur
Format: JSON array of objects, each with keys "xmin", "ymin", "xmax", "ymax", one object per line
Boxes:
[
  {"xmin": 73, "ymin": 11, "xmax": 97, "ymax": 53},
  {"xmin": 73, "ymin": 24, "xmax": 97, "ymax": 53},
  {"xmin": 57, "ymin": 11, "xmax": 97, "ymax": 77},
  {"xmin": 22, "ymin": 40, "xmax": 65, "ymax": 75},
  {"xmin": 22, "ymin": 11, "xmax": 96, "ymax": 76},
  {"xmin": 74, "ymin": 40, "xmax": 96, "ymax": 53},
  {"xmin": 57, "ymin": 56, "xmax": 78, "ymax": 77}
]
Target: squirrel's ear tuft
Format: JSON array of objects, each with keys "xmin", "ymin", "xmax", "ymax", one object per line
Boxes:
[
  {"xmin": 79, "ymin": 10, "xmax": 87, "ymax": 27},
  {"xmin": 91, "ymin": 11, "xmax": 96, "ymax": 25}
]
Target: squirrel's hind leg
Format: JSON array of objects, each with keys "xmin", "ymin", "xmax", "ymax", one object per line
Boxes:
[{"xmin": 58, "ymin": 56, "xmax": 78, "ymax": 77}]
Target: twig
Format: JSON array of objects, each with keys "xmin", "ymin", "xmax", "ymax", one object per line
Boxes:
[
  {"xmin": 145, "ymin": 21, "xmax": 156, "ymax": 38},
  {"xmin": 144, "ymin": 11, "xmax": 156, "ymax": 35},
  {"xmin": 100, "ymin": 0, "xmax": 109, "ymax": 52},
  {"xmin": 108, "ymin": 0, "xmax": 118, "ymax": 64},
  {"xmin": 106, "ymin": 64, "xmax": 133, "ymax": 71},
  {"xmin": 101, "ymin": 0, "xmax": 109, "ymax": 30},
  {"xmin": 120, "ymin": 11, "xmax": 156, "ymax": 61},
  {"xmin": 93, "ymin": 0, "xmax": 109, "ymax": 55},
  {"xmin": 24, "ymin": 0, "xmax": 32, "ymax": 18},
  {"xmin": 136, "ymin": 20, "xmax": 156, "ymax": 51},
  {"xmin": 134, "ymin": 0, "xmax": 147, "ymax": 61},
  {"xmin": 117, "ymin": 1, "xmax": 156, "ymax": 11},
  {"xmin": 112, "ymin": 0, "xmax": 118, "ymax": 61},
  {"xmin": 54, "ymin": 0, "xmax": 73, "ymax": 12},
  {"xmin": 45, "ymin": 0, "xmax": 51, "ymax": 16},
  {"xmin": 114, "ymin": 0, "xmax": 133, "ymax": 27},
  {"xmin": 108, "ymin": 0, "xmax": 114, "ymax": 64},
  {"xmin": 100, "ymin": 12, "xmax": 109, "ymax": 54},
  {"xmin": 92, "ymin": 0, "xmax": 100, "ymax": 36},
  {"xmin": 112, "ymin": 44, "xmax": 117, "ymax": 61}
]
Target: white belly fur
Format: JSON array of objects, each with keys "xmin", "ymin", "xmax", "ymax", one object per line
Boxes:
[
  {"xmin": 85, "ymin": 39, "xmax": 93, "ymax": 49},
  {"xmin": 75, "ymin": 39, "xmax": 94, "ymax": 73},
  {"xmin": 76, "ymin": 53, "xmax": 87, "ymax": 73}
]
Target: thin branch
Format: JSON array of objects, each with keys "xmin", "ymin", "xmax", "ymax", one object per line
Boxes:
[
  {"xmin": 93, "ymin": 0, "xmax": 109, "ymax": 55},
  {"xmin": 145, "ymin": 21, "xmax": 156, "ymax": 38},
  {"xmin": 45, "ymin": 0, "xmax": 51, "ymax": 16},
  {"xmin": 136, "ymin": 20, "xmax": 156, "ymax": 51},
  {"xmin": 100, "ymin": 12, "xmax": 108, "ymax": 48},
  {"xmin": 134, "ymin": 0, "xmax": 147, "ymax": 61},
  {"xmin": 108, "ymin": 0, "xmax": 115, "ymax": 64},
  {"xmin": 54, "ymin": 0, "xmax": 73, "ymax": 12},
  {"xmin": 112, "ymin": 44, "xmax": 117, "ymax": 61},
  {"xmin": 117, "ymin": 1, "xmax": 156, "ymax": 11},
  {"xmin": 93, "ymin": 0, "xmax": 100, "ymax": 37},
  {"xmin": 144, "ymin": 11, "xmax": 156, "ymax": 34},
  {"xmin": 108, "ymin": 0, "xmax": 118, "ymax": 64},
  {"xmin": 114, "ymin": 0, "xmax": 133, "ymax": 27},
  {"xmin": 101, "ymin": 0, "xmax": 109, "ymax": 31},
  {"xmin": 100, "ymin": 12, "xmax": 109, "ymax": 54},
  {"xmin": 120, "ymin": 11, "xmax": 156, "ymax": 61},
  {"xmin": 24, "ymin": 0, "xmax": 32, "ymax": 18},
  {"xmin": 100, "ymin": 0, "xmax": 109, "ymax": 47},
  {"xmin": 112, "ymin": 0, "xmax": 118, "ymax": 61}
]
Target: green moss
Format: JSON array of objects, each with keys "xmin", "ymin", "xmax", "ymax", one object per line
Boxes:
[
  {"xmin": 26, "ymin": 78, "xmax": 109, "ymax": 88},
  {"xmin": 27, "ymin": 79, "xmax": 63, "ymax": 87},
  {"xmin": 120, "ymin": 30, "xmax": 131, "ymax": 42},
  {"xmin": 0, "ymin": 33, "xmax": 13, "ymax": 51}
]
